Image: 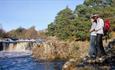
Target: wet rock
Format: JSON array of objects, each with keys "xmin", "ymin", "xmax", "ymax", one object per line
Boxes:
[
  {"xmin": 105, "ymin": 39, "xmax": 115, "ymax": 55},
  {"xmin": 62, "ymin": 59, "xmax": 77, "ymax": 70}
]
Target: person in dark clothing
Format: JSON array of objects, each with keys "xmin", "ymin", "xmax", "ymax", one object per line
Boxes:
[
  {"xmin": 94, "ymin": 14, "xmax": 106, "ymax": 58},
  {"xmin": 83, "ymin": 14, "xmax": 106, "ymax": 61},
  {"xmin": 88, "ymin": 16, "xmax": 97, "ymax": 59}
]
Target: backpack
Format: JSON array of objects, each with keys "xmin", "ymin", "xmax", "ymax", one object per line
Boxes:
[
  {"xmin": 103, "ymin": 19, "xmax": 110, "ymax": 35},
  {"xmin": 103, "ymin": 19, "xmax": 110, "ymax": 42}
]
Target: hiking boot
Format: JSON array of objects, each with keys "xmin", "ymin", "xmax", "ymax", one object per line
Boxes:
[
  {"xmin": 96, "ymin": 55, "xmax": 107, "ymax": 63},
  {"xmin": 83, "ymin": 55, "xmax": 96, "ymax": 63},
  {"xmin": 83, "ymin": 55, "xmax": 90, "ymax": 61}
]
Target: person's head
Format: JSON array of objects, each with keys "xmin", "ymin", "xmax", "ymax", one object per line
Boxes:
[
  {"xmin": 93, "ymin": 14, "xmax": 99, "ymax": 20},
  {"xmin": 90, "ymin": 14, "xmax": 96, "ymax": 23}
]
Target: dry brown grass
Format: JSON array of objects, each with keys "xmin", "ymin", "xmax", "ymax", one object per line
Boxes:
[
  {"xmin": 32, "ymin": 36, "xmax": 89, "ymax": 61},
  {"xmin": 111, "ymin": 31, "xmax": 115, "ymax": 39}
]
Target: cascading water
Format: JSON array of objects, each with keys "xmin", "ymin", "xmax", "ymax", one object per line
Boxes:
[
  {"xmin": 10, "ymin": 42, "xmax": 28, "ymax": 52},
  {"xmin": 7, "ymin": 43, "xmax": 15, "ymax": 52},
  {"xmin": 1, "ymin": 42, "xmax": 34, "ymax": 52},
  {"xmin": 0, "ymin": 41, "xmax": 35, "ymax": 58}
]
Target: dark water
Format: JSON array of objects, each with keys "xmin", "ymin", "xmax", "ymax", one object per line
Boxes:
[{"xmin": 0, "ymin": 52, "xmax": 64, "ymax": 70}]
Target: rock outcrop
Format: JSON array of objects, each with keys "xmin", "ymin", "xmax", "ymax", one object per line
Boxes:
[
  {"xmin": 62, "ymin": 39, "xmax": 115, "ymax": 70},
  {"xmin": 62, "ymin": 59, "xmax": 77, "ymax": 70}
]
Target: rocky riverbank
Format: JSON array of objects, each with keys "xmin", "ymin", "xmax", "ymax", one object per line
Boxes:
[
  {"xmin": 62, "ymin": 39, "xmax": 115, "ymax": 70},
  {"xmin": 32, "ymin": 32, "xmax": 115, "ymax": 70}
]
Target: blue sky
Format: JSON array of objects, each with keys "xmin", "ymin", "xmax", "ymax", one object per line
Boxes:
[{"xmin": 0, "ymin": 0, "xmax": 84, "ymax": 31}]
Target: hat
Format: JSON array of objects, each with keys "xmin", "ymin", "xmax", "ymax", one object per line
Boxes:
[{"xmin": 93, "ymin": 14, "xmax": 99, "ymax": 17}]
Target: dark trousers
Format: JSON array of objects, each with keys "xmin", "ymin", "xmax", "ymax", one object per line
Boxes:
[{"xmin": 96, "ymin": 34, "xmax": 106, "ymax": 57}]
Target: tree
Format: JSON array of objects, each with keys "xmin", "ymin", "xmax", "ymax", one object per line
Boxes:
[
  {"xmin": 84, "ymin": 0, "xmax": 112, "ymax": 7},
  {"xmin": 47, "ymin": 6, "xmax": 91, "ymax": 41},
  {"xmin": 47, "ymin": 22, "xmax": 56, "ymax": 36},
  {"xmin": 8, "ymin": 27, "xmax": 26, "ymax": 38},
  {"xmin": 25, "ymin": 26, "xmax": 39, "ymax": 39},
  {"xmin": 47, "ymin": 7, "xmax": 75, "ymax": 40},
  {"xmin": 0, "ymin": 29, "xmax": 6, "ymax": 38}
]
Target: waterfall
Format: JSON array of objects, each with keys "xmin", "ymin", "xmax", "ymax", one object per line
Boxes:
[
  {"xmin": 0, "ymin": 39, "xmax": 42, "ymax": 53},
  {"xmin": 8, "ymin": 43, "xmax": 15, "ymax": 51},
  {"xmin": 14, "ymin": 42, "xmax": 27, "ymax": 52},
  {"xmin": 7, "ymin": 42, "xmax": 33, "ymax": 52},
  {"xmin": 0, "ymin": 41, "xmax": 35, "ymax": 53},
  {"xmin": 0, "ymin": 39, "xmax": 38, "ymax": 58}
]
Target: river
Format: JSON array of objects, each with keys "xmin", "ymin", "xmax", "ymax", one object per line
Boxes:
[
  {"xmin": 0, "ymin": 52, "xmax": 115, "ymax": 70},
  {"xmin": 0, "ymin": 52, "xmax": 64, "ymax": 70}
]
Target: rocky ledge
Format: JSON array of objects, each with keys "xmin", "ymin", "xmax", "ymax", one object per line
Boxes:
[{"xmin": 62, "ymin": 39, "xmax": 115, "ymax": 70}]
